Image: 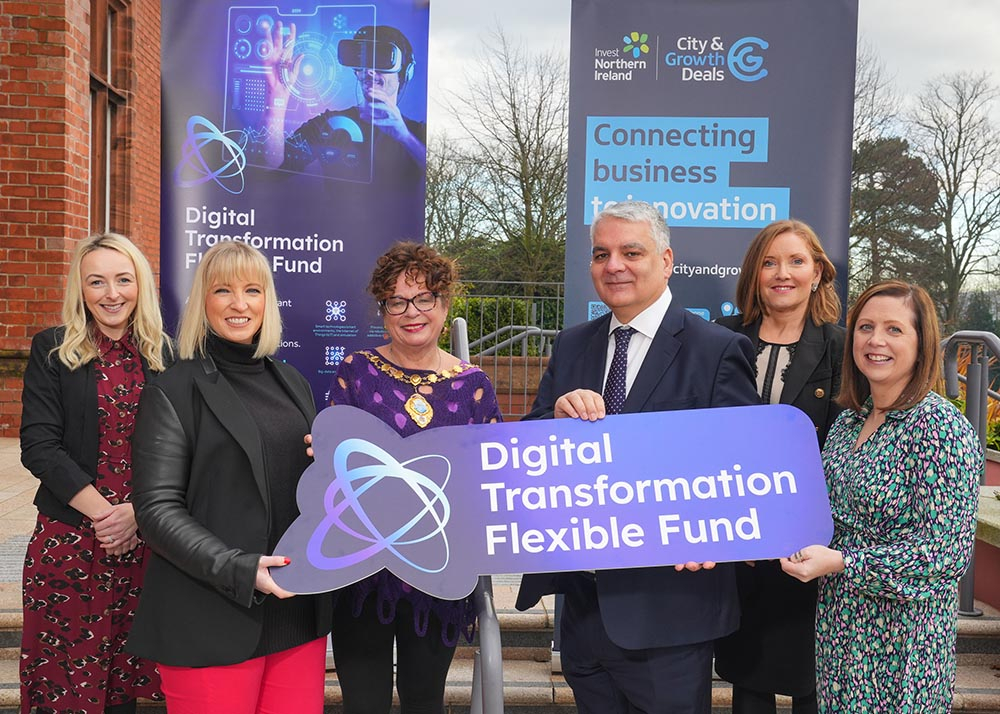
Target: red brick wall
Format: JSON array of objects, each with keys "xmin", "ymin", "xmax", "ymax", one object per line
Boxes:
[
  {"xmin": 129, "ymin": 0, "xmax": 161, "ymax": 265},
  {"xmin": 0, "ymin": 1, "xmax": 162, "ymax": 437}
]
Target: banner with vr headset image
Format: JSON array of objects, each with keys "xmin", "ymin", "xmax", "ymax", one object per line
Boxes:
[{"xmin": 161, "ymin": 1, "xmax": 429, "ymax": 405}]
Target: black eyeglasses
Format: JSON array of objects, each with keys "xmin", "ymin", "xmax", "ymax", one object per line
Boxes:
[{"xmin": 380, "ymin": 291, "xmax": 439, "ymax": 315}]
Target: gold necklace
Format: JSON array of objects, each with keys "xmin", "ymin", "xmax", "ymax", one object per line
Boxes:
[{"xmin": 364, "ymin": 350, "xmax": 473, "ymax": 428}]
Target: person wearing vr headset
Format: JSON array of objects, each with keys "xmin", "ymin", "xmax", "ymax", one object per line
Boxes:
[{"xmin": 261, "ymin": 22, "xmax": 425, "ymax": 180}]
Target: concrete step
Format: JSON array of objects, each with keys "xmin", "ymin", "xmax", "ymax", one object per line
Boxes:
[
  {"xmin": 3, "ymin": 623, "xmax": 1000, "ymax": 712},
  {"xmin": 3, "ymin": 573, "xmax": 1000, "ymax": 712}
]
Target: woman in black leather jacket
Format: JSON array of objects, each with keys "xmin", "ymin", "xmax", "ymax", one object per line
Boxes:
[{"xmin": 129, "ymin": 242, "xmax": 330, "ymax": 714}]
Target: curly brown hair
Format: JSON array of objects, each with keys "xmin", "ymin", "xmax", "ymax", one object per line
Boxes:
[{"xmin": 367, "ymin": 241, "xmax": 460, "ymax": 303}]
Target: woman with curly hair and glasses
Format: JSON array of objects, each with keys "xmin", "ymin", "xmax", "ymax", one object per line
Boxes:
[{"xmin": 326, "ymin": 241, "xmax": 501, "ymax": 714}]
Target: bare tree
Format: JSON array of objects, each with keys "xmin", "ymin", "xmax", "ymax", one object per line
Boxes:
[
  {"xmin": 435, "ymin": 28, "xmax": 568, "ymax": 289},
  {"xmin": 425, "ymin": 135, "xmax": 487, "ymax": 252},
  {"xmin": 909, "ymin": 72, "xmax": 1000, "ymax": 327},
  {"xmin": 852, "ymin": 40, "xmax": 901, "ymax": 149}
]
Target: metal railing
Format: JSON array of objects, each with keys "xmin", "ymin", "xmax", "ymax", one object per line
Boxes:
[
  {"xmin": 470, "ymin": 325, "xmax": 560, "ymax": 357},
  {"xmin": 943, "ymin": 330, "xmax": 1000, "ymax": 617},
  {"xmin": 449, "ymin": 282, "xmax": 564, "ymax": 421},
  {"xmin": 452, "ymin": 317, "xmax": 504, "ymax": 714}
]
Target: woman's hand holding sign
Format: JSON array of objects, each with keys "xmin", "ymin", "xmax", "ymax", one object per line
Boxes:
[{"xmin": 780, "ymin": 545, "xmax": 845, "ymax": 582}]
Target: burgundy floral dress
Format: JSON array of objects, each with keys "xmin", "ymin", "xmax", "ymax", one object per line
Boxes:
[{"xmin": 20, "ymin": 332, "xmax": 162, "ymax": 713}]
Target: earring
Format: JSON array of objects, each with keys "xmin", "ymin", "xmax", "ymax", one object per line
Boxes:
[{"xmin": 811, "ymin": 283, "xmax": 818, "ymax": 293}]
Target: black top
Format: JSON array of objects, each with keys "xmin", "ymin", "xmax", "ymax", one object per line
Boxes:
[{"xmin": 208, "ymin": 334, "xmax": 317, "ymax": 657}]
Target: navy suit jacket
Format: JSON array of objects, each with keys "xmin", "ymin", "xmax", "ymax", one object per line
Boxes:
[{"xmin": 515, "ymin": 300, "xmax": 760, "ymax": 650}]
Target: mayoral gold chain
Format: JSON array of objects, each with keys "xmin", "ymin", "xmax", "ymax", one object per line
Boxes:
[{"xmin": 364, "ymin": 351, "xmax": 473, "ymax": 428}]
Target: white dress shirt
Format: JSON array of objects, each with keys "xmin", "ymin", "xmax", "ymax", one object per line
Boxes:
[{"xmin": 603, "ymin": 286, "xmax": 673, "ymax": 397}]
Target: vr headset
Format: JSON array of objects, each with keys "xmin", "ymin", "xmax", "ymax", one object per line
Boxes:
[{"xmin": 337, "ymin": 39, "xmax": 404, "ymax": 73}]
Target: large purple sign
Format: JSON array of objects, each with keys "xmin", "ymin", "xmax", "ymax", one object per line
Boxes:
[
  {"xmin": 161, "ymin": 1, "xmax": 429, "ymax": 406},
  {"xmin": 273, "ymin": 404, "xmax": 833, "ymax": 599}
]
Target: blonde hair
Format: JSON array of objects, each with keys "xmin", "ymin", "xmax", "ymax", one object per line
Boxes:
[
  {"xmin": 177, "ymin": 242, "xmax": 282, "ymax": 359},
  {"xmin": 57, "ymin": 233, "xmax": 171, "ymax": 372}
]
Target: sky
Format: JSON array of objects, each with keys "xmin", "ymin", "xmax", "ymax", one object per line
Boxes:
[{"xmin": 423, "ymin": 0, "xmax": 1000, "ymax": 135}]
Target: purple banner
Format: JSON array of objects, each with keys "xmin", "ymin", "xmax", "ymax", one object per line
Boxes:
[
  {"xmin": 160, "ymin": 1, "xmax": 429, "ymax": 405},
  {"xmin": 273, "ymin": 404, "xmax": 833, "ymax": 599}
]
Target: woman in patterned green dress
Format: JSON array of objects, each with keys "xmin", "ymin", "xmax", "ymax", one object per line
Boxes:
[{"xmin": 781, "ymin": 280, "xmax": 982, "ymax": 713}]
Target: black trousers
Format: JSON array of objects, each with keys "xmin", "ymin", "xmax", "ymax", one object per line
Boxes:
[
  {"xmin": 559, "ymin": 574, "xmax": 713, "ymax": 714},
  {"xmin": 331, "ymin": 595, "xmax": 457, "ymax": 714},
  {"xmin": 731, "ymin": 685, "xmax": 818, "ymax": 714}
]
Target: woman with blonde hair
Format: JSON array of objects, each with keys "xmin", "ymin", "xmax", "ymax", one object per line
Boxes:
[
  {"xmin": 129, "ymin": 241, "xmax": 330, "ymax": 714},
  {"xmin": 19, "ymin": 232, "xmax": 171, "ymax": 713}
]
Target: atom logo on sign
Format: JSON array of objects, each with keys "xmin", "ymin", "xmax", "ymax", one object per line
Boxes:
[
  {"xmin": 306, "ymin": 438, "xmax": 452, "ymax": 576},
  {"xmin": 174, "ymin": 115, "xmax": 248, "ymax": 194}
]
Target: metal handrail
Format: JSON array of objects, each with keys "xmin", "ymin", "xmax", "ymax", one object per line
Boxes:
[
  {"xmin": 942, "ymin": 330, "xmax": 1000, "ymax": 617},
  {"xmin": 953, "ymin": 373, "xmax": 1000, "ymax": 406},
  {"xmin": 452, "ymin": 317, "xmax": 505, "ymax": 714},
  {"xmin": 470, "ymin": 324, "xmax": 559, "ymax": 357}
]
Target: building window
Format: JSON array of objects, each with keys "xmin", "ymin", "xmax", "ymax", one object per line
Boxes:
[{"xmin": 90, "ymin": 0, "xmax": 131, "ymax": 234}]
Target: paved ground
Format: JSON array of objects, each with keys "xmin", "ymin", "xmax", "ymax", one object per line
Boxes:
[{"xmin": 0, "ymin": 439, "xmax": 36, "ymax": 615}]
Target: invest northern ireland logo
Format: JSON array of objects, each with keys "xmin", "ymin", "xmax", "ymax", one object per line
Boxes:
[{"xmin": 593, "ymin": 29, "xmax": 653, "ymax": 81}]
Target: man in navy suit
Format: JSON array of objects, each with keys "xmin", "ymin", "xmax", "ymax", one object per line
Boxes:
[{"xmin": 516, "ymin": 201, "xmax": 759, "ymax": 713}]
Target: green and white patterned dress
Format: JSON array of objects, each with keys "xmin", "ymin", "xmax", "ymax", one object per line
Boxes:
[{"xmin": 816, "ymin": 391, "xmax": 982, "ymax": 713}]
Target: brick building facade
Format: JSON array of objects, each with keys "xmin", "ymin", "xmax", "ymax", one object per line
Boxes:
[{"xmin": 0, "ymin": 0, "xmax": 161, "ymax": 437}]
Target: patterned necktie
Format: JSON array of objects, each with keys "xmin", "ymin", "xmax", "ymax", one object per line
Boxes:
[{"xmin": 603, "ymin": 326, "xmax": 634, "ymax": 415}]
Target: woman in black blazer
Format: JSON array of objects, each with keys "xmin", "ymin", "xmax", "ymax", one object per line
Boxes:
[
  {"xmin": 714, "ymin": 219, "xmax": 845, "ymax": 714},
  {"xmin": 19, "ymin": 233, "xmax": 172, "ymax": 714},
  {"xmin": 129, "ymin": 242, "xmax": 330, "ymax": 714}
]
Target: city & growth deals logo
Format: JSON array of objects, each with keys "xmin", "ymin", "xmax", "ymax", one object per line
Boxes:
[
  {"xmin": 592, "ymin": 28, "xmax": 653, "ymax": 82},
  {"xmin": 664, "ymin": 35, "xmax": 769, "ymax": 83}
]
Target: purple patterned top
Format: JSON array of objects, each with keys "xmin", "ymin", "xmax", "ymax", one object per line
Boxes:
[{"xmin": 329, "ymin": 350, "xmax": 502, "ymax": 645}]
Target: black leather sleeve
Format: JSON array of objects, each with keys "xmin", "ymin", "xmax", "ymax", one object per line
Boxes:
[{"xmin": 132, "ymin": 385, "xmax": 259, "ymax": 607}]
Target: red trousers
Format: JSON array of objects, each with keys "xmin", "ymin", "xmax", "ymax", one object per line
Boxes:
[{"xmin": 157, "ymin": 637, "xmax": 327, "ymax": 714}]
